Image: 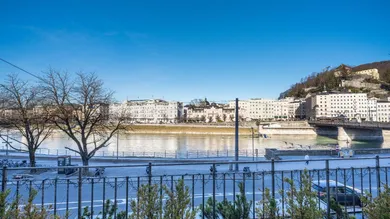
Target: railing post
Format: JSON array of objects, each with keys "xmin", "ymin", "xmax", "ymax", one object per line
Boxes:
[
  {"xmin": 271, "ymin": 159, "xmax": 275, "ymax": 198},
  {"xmin": 1, "ymin": 166, "xmax": 7, "ymax": 192},
  {"xmin": 376, "ymin": 155, "xmax": 381, "ymax": 195},
  {"xmin": 175, "ymin": 150, "xmax": 177, "ymax": 159},
  {"xmin": 326, "ymin": 160, "xmax": 331, "ymax": 219},
  {"xmin": 148, "ymin": 162, "xmax": 152, "ymax": 186},
  {"xmin": 212, "ymin": 163, "xmax": 216, "ymax": 219},
  {"xmin": 165, "ymin": 150, "xmax": 167, "ymax": 158},
  {"xmin": 78, "ymin": 167, "xmax": 82, "ymax": 219}
]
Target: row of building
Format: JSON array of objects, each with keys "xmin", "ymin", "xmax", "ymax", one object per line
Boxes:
[
  {"xmin": 108, "ymin": 92, "xmax": 390, "ymax": 124},
  {"xmin": 2, "ymin": 93, "xmax": 390, "ymax": 124}
]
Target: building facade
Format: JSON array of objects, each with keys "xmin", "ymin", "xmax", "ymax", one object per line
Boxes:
[
  {"xmin": 184, "ymin": 104, "xmax": 235, "ymax": 122},
  {"xmin": 109, "ymin": 99, "xmax": 183, "ymax": 124},
  {"xmin": 227, "ymin": 98, "xmax": 306, "ymax": 121},
  {"xmin": 309, "ymin": 92, "xmax": 390, "ymax": 122}
]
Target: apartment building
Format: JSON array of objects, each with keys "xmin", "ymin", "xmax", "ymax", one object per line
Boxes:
[
  {"xmin": 109, "ymin": 99, "xmax": 183, "ymax": 124},
  {"xmin": 184, "ymin": 104, "xmax": 235, "ymax": 122},
  {"xmin": 310, "ymin": 92, "xmax": 368, "ymax": 119},
  {"xmin": 377, "ymin": 101, "xmax": 390, "ymax": 122},
  {"xmin": 308, "ymin": 92, "xmax": 390, "ymax": 122},
  {"xmin": 227, "ymin": 98, "xmax": 306, "ymax": 121}
]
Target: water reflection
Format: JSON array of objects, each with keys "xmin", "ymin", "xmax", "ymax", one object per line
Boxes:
[{"xmin": 7, "ymin": 133, "xmax": 384, "ymax": 156}]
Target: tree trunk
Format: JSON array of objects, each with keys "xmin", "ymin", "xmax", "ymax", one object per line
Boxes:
[
  {"xmin": 29, "ymin": 150, "xmax": 36, "ymax": 173},
  {"xmin": 81, "ymin": 155, "xmax": 89, "ymax": 175}
]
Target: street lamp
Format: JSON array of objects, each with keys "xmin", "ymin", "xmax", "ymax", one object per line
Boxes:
[
  {"xmin": 116, "ymin": 131, "xmax": 119, "ymax": 160},
  {"xmin": 251, "ymin": 127, "xmax": 254, "ymax": 161},
  {"xmin": 2, "ymin": 130, "xmax": 12, "ymax": 156}
]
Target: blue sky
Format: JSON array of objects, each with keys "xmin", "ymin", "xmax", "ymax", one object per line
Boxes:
[{"xmin": 1, "ymin": 0, "xmax": 389, "ymax": 102}]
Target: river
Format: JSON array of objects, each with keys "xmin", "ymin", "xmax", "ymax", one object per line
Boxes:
[{"xmin": 7, "ymin": 132, "xmax": 387, "ymax": 158}]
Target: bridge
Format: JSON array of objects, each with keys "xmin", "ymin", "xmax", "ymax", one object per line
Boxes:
[{"xmin": 308, "ymin": 120, "xmax": 390, "ymax": 141}]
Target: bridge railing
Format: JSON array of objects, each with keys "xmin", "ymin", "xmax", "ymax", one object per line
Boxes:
[{"xmin": 309, "ymin": 120, "xmax": 390, "ymax": 129}]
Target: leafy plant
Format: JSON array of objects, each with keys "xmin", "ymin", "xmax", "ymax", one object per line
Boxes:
[
  {"xmin": 130, "ymin": 183, "xmax": 161, "ymax": 219},
  {"xmin": 283, "ymin": 169, "xmax": 324, "ymax": 219},
  {"xmin": 201, "ymin": 182, "xmax": 252, "ymax": 219},
  {"xmin": 0, "ymin": 189, "xmax": 64, "ymax": 219},
  {"xmin": 362, "ymin": 184, "xmax": 390, "ymax": 219},
  {"xmin": 256, "ymin": 188, "xmax": 281, "ymax": 219},
  {"xmin": 163, "ymin": 179, "xmax": 196, "ymax": 219}
]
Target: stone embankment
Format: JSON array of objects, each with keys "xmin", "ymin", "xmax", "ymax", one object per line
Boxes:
[
  {"xmin": 124, "ymin": 124, "xmax": 256, "ymax": 136},
  {"xmin": 258, "ymin": 121, "xmax": 317, "ymax": 137}
]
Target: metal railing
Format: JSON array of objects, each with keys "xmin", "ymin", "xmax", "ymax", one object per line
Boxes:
[
  {"xmin": 1, "ymin": 156, "xmax": 389, "ymax": 218},
  {"xmin": 0, "ymin": 146, "xmax": 262, "ymax": 159}
]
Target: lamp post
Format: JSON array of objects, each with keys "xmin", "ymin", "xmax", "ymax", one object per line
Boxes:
[
  {"xmin": 2, "ymin": 130, "xmax": 12, "ymax": 156},
  {"xmin": 116, "ymin": 131, "xmax": 119, "ymax": 160},
  {"xmin": 251, "ymin": 127, "xmax": 254, "ymax": 161},
  {"xmin": 235, "ymin": 98, "xmax": 239, "ymax": 171}
]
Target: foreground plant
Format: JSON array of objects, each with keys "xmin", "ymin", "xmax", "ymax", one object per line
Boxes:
[
  {"xmin": 284, "ymin": 169, "xmax": 324, "ymax": 219},
  {"xmin": 0, "ymin": 189, "xmax": 65, "ymax": 219},
  {"xmin": 256, "ymin": 188, "xmax": 281, "ymax": 219},
  {"xmin": 362, "ymin": 184, "xmax": 390, "ymax": 219},
  {"xmin": 163, "ymin": 179, "xmax": 196, "ymax": 219},
  {"xmin": 201, "ymin": 182, "xmax": 252, "ymax": 219}
]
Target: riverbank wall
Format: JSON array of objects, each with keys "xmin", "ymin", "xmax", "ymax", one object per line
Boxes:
[
  {"xmin": 124, "ymin": 124, "xmax": 256, "ymax": 135},
  {"xmin": 258, "ymin": 121, "xmax": 317, "ymax": 137}
]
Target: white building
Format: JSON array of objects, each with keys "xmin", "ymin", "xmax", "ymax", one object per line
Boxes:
[
  {"xmin": 109, "ymin": 99, "xmax": 183, "ymax": 124},
  {"xmin": 184, "ymin": 104, "xmax": 235, "ymax": 122},
  {"xmin": 311, "ymin": 92, "xmax": 368, "ymax": 119},
  {"xmin": 377, "ymin": 101, "xmax": 390, "ymax": 122},
  {"xmin": 227, "ymin": 98, "xmax": 306, "ymax": 121}
]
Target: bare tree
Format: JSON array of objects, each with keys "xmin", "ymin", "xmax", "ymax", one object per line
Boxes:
[
  {"xmin": 222, "ymin": 114, "xmax": 227, "ymax": 122},
  {"xmin": 40, "ymin": 69, "xmax": 126, "ymax": 168},
  {"xmin": 0, "ymin": 74, "xmax": 53, "ymax": 170}
]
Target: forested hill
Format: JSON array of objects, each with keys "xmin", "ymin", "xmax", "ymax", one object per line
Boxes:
[{"xmin": 279, "ymin": 60, "xmax": 390, "ymax": 99}]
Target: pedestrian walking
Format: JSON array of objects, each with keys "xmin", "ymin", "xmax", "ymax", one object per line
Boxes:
[{"xmin": 305, "ymin": 154, "xmax": 310, "ymax": 165}]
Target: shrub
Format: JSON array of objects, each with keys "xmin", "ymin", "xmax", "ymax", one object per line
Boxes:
[
  {"xmin": 0, "ymin": 189, "xmax": 65, "ymax": 219},
  {"xmin": 201, "ymin": 182, "xmax": 252, "ymax": 219},
  {"xmin": 283, "ymin": 169, "xmax": 324, "ymax": 219},
  {"xmin": 163, "ymin": 179, "xmax": 196, "ymax": 219},
  {"xmin": 130, "ymin": 183, "xmax": 161, "ymax": 219},
  {"xmin": 256, "ymin": 188, "xmax": 281, "ymax": 219},
  {"xmin": 362, "ymin": 184, "xmax": 390, "ymax": 219}
]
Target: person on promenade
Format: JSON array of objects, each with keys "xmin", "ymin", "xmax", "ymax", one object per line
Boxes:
[{"xmin": 305, "ymin": 154, "xmax": 310, "ymax": 165}]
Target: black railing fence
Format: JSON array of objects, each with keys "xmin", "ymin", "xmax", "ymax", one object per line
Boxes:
[{"xmin": 0, "ymin": 156, "xmax": 389, "ymax": 218}]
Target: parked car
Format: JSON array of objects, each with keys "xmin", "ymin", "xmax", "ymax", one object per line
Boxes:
[
  {"xmin": 12, "ymin": 174, "xmax": 34, "ymax": 180},
  {"xmin": 312, "ymin": 180, "xmax": 363, "ymax": 207}
]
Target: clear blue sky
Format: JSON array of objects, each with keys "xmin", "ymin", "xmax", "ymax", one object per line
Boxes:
[{"xmin": 1, "ymin": 0, "xmax": 389, "ymax": 102}]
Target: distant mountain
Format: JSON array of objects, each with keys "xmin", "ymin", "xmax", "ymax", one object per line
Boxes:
[{"xmin": 280, "ymin": 60, "xmax": 390, "ymax": 99}]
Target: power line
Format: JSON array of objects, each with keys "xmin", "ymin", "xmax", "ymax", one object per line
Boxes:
[{"xmin": 0, "ymin": 58, "xmax": 42, "ymax": 80}]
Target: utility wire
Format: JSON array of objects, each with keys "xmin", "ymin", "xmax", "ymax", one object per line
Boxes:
[{"xmin": 0, "ymin": 57, "xmax": 42, "ymax": 80}]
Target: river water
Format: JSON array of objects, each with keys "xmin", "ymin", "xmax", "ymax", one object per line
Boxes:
[{"xmin": 12, "ymin": 132, "xmax": 386, "ymax": 158}]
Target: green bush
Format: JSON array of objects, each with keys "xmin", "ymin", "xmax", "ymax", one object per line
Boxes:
[
  {"xmin": 256, "ymin": 188, "xmax": 281, "ymax": 219},
  {"xmin": 163, "ymin": 179, "xmax": 196, "ymax": 219},
  {"xmin": 283, "ymin": 170, "xmax": 324, "ymax": 219},
  {"xmin": 130, "ymin": 183, "xmax": 161, "ymax": 219},
  {"xmin": 362, "ymin": 184, "xmax": 390, "ymax": 219},
  {"xmin": 0, "ymin": 189, "xmax": 65, "ymax": 219},
  {"xmin": 201, "ymin": 182, "xmax": 252, "ymax": 219}
]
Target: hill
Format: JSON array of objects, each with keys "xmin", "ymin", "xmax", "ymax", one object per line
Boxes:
[{"xmin": 280, "ymin": 60, "xmax": 390, "ymax": 99}]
